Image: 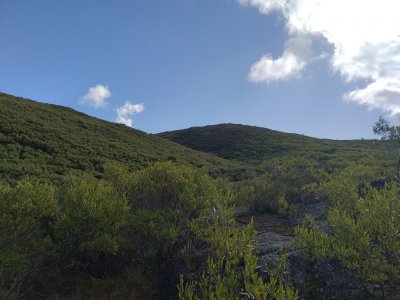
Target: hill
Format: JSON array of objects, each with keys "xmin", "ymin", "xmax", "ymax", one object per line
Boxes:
[
  {"xmin": 1, "ymin": 94, "xmax": 399, "ymax": 299},
  {"xmin": 0, "ymin": 93, "xmax": 244, "ymax": 183},
  {"xmin": 158, "ymin": 124, "xmax": 394, "ymax": 168},
  {"xmin": 0, "ymin": 93, "xmax": 394, "ymax": 184}
]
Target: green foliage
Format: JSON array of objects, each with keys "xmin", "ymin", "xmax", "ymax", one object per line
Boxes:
[
  {"xmin": 105, "ymin": 162, "xmax": 222, "ymax": 264},
  {"xmin": 2, "ymin": 93, "xmax": 399, "ymax": 299},
  {"xmin": 264, "ymin": 157, "xmax": 327, "ymax": 206},
  {"xmin": 0, "ymin": 179, "xmax": 58, "ymax": 299},
  {"xmin": 235, "ymin": 158, "xmax": 327, "ymax": 214},
  {"xmin": 159, "ymin": 124, "xmax": 394, "ymax": 172},
  {"xmin": 54, "ymin": 175, "xmax": 129, "ymax": 253},
  {"xmin": 0, "ymin": 93, "xmax": 242, "ymax": 184},
  {"xmin": 277, "ymin": 194, "xmax": 295, "ymax": 215},
  {"xmin": 294, "ymin": 214, "xmax": 331, "ymax": 261},
  {"xmin": 127, "ymin": 162, "xmax": 218, "ymax": 214},
  {"xmin": 178, "ymin": 209, "xmax": 298, "ymax": 300},
  {"xmin": 235, "ymin": 177, "xmax": 281, "ymax": 214},
  {"xmin": 316, "ymin": 164, "xmax": 389, "ymax": 209},
  {"xmin": 373, "ymin": 116, "xmax": 400, "ymax": 142},
  {"xmin": 373, "ymin": 116, "xmax": 400, "ymax": 185},
  {"xmin": 295, "ymin": 166, "xmax": 400, "ymax": 298},
  {"xmin": 0, "ymin": 162, "xmax": 230, "ymax": 298},
  {"xmin": 0, "ymin": 176, "xmax": 130, "ymax": 298},
  {"xmin": 106, "ymin": 162, "xmax": 234, "ymax": 296},
  {"xmin": 0, "ymin": 93, "xmax": 394, "ymax": 186}
]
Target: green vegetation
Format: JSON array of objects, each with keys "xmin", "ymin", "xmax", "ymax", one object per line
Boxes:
[
  {"xmin": 234, "ymin": 157, "xmax": 327, "ymax": 214},
  {"xmin": 0, "ymin": 175, "xmax": 130, "ymax": 299},
  {"xmin": 179, "ymin": 212, "xmax": 298, "ymax": 300},
  {"xmin": 0, "ymin": 93, "xmax": 244, "ymax": 184},
  {"xmin": 0, "ymin": 162, "xmax": 230, "ymax": 298},
  {"xmin": 374, "ymin": 116, "xmax": 400, "ymax": 141},
  {"xmin": 0, "ymin": 161, "xmax": 298, "ymax": 299},
  {"xmin": 296, "ymin": 165, "xmax": 400, "ymax": 299},
  {"xmin": 2, "ymin": 94, "xmax": 400, "ymax": 299},
  {"xmin": 0, "ymin": 92, "xmax": 395, "ymax": 186},
  {"xmin": 159, "ymin": 123, "xmax": 395, "ymax": 170}
]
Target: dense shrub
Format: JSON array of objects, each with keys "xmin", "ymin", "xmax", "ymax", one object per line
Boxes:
[
  {"xmin": 0, "ymin": 179, "xmax": 58, "ymax": 299},
  {"xmin": 0, "ymin": 162, "xmax": 230, "ymax": 298},
  {"xmin": 55, "ymin": 175, "xmax": 129, "ymax": 253},
  {"xmin": 104, "ymin": 162, "xmax": 221, "ymax": 258},
  {"xmin": 296, "ymin": 166, "xmax": 400, "ymax": 298},
  {"xmin": 235, "ymin": 158, "xmax": 326, "ymax": 214},
  {"xmin": 178, "ymin": 207, "xmax": 298, "ymax": 299}
]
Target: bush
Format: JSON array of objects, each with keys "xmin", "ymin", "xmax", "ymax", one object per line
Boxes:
[
  {"xmin": 0, "ymin": 162, "xmax": 236, "ymax": 298},
  {"xmin": 295, "ymin": 166, "xmax": 400, "ymax": 298},
  {"xmin": 105, "ymin": 162, "xmax": 229, "ymax": 296},
  {"xmin": 0, "ymin": 179, "xmax": 58, "ymax": 299},
  {"xmin": 105, "ymin": 162, "xmax": 222, "ymax": 260},
  {"xmin": 54, "ymin": 175, "xmax": 129, "ymax": 254},
  {"xmin": 178, "ymin": 207, "xmax": 298, "ymax": 299},
  {"xmin": 235, "ymin": 157, "xmax": 326, "ymax": 214}
]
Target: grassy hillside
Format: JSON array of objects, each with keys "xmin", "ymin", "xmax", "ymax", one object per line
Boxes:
[
  {"xmin": 159, "ymin": 123, "xmax": 395, "ymax": 169},
  {"xmin": 0, "ymin": 93, "xmax": 244, "ymax": 183}
]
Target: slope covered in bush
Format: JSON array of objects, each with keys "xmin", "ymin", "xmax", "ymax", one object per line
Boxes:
[
  {"xmin": 0, "ymin": 93, "xmax": 244, "ymax": 184},
  {"xmin": 159, "ymin": 124, "xmax": 394, "ymax": 169}
]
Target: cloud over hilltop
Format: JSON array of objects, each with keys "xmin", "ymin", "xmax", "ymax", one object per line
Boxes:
[
  {"xmin": 239, "ymin": 0, "xmax": 400, "ymax": 119},
  {"xmin": 79, "ymin": 84, "xmax": 111, "ymax": 108},
  {"xmin": 116, "ymin": 101, "xmax": 144, "ymax": 127},
  {"xmin": 248, "ymin": 36, "xmax": 312, "ymax": 83}
]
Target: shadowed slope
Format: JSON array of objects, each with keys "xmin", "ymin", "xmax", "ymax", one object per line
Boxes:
[{"xmin": 159, "ymin": 124, "xmax": 393, "ymax": 167}]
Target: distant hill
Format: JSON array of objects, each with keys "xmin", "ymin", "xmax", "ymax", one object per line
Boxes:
[
  {"xmin": 158, "ymin": 124, "xmax": 394, "ymax": 167},
  {"xmin": 0, "ymin": 93, "xmax": 394, "ymax": 184},
  {"xmin": 0, "ymin": 93, "xmax": 243, "ymax": 183}
]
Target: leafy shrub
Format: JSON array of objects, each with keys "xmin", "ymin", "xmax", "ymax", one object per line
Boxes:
[
  {"xmin": 178, "ymin": 207, "xmax": 298, "ymax": 299},
  {"xmin": 235, "ymin": 157, "xmax": 326, "ymax": 214},
  {"xmin": 54, "ymin": 175, "xmax": 129, "ymax": 254},
  {"xmin": 3, "ymin": 161, "xmax": 299, "ymax": 299},
  {"xmin": 105, "ymin": 162, "xmax": 229, "ymax": 296},
  {"xmin": 105, "ymin": 162, "xmax": 221, "ymax": 260},
  {"xmin": 0, "ymin": 179, "xmax": 58, "ymax": 299},
  {"xmin": 296, "ymin": 166, "xmax": 400, "ymax": 298}
]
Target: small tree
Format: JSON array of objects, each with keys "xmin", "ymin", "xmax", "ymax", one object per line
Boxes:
[
  {"xmin": 373, "ymin": 116, "xmax": 400, "ymax": 181},
  {"xmin": 373, "ymin": 117, "xmax": 400, "ymax": 141}
]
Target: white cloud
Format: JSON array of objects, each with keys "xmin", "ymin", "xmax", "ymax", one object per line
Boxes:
[
  {"xmin": 249, "ymin": 36, "xmax": 312, "ymax": 83},
  {"xmin": 79, "ymin": 84, "xmax": 111, "ymax": 108},
  {"xmin": 238, "ymin": 0, "xmax": 285, "ymax": 14},
  {"xmin": 239, "ymin": 0, "xmax": 400, "ymax": 119},
  {"xmin": 345, "ymin": 78, "xmax": 400, "ymax": 120},
  {"xmin": 116, "ymin": 101, "xmax": 144, "ymax": 127}
]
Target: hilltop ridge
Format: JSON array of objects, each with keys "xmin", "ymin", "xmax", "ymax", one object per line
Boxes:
[
  {"xmin": 0, "ymin": 93, "xmax": 241, "ymax": 183},
  {"xmin": 0, "ymin": 92, "xmax": 393, "ymax": 184},
  {"xmin": 158, "ymin": 123, "xmax": 391, "ymax": 167}
]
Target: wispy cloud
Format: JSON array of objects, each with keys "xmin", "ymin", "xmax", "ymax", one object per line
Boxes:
[
  {"xmin": 239, "ymin": 0, "xmax": 400, "ymax": 119},
  {"xmin": 79, "ymin": 84, "xmax": 111, "ymax": 108},
  {"xmin": 116, "ymin": 101, "xmax": 144, "ymax": 127}
]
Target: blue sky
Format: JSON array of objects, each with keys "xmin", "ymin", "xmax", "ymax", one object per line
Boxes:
[{"xmin": 1, "ymin": 0, "xmax": 399, "ymax": 139}]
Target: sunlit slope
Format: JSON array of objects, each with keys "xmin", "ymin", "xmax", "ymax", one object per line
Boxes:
[{"xmin": 0, "ymin": 93, "xmax": 241, "ymax": 183}]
